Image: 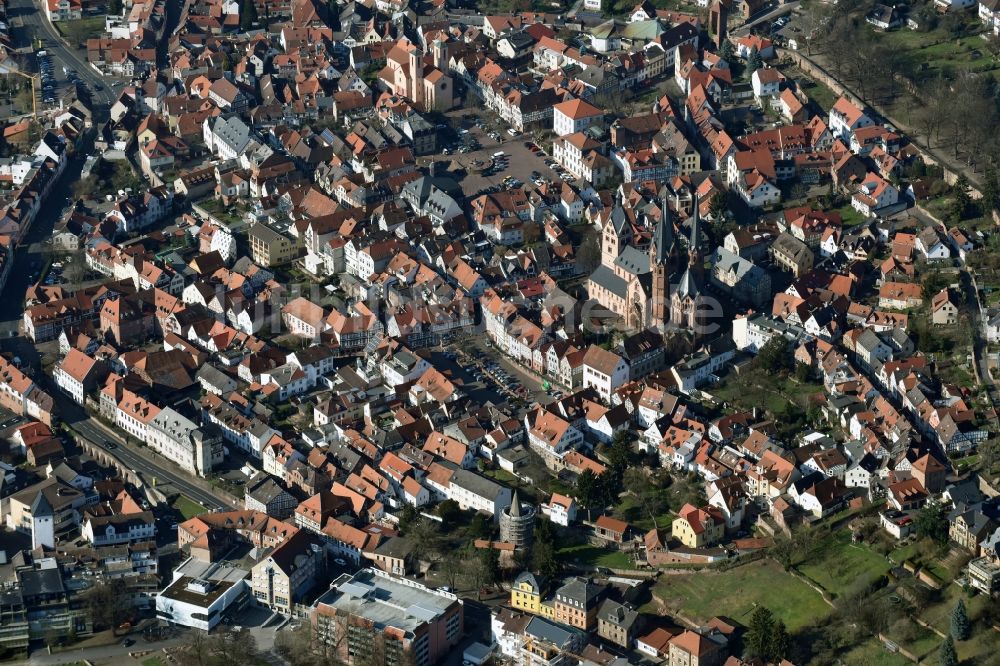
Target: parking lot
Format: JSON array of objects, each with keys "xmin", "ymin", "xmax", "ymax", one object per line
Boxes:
[
  {"xmin": 450, "ymin": 337, "xmax": 561, "ymax": 411},
  {"xmin": 441, "ymin": 114, "xmax": 569, "ymax": 197},
  {"xmin": 36, "ymin": 50, "xmax": 58, "ymax": 106}
]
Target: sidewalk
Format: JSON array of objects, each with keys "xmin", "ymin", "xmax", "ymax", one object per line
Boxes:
[{"xmin": 79, "ymin": 406, "xmax": 238, "ymax": 507}]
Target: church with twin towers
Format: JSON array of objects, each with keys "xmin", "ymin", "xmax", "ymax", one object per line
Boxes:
[{"xmin": 586, "ymin": 188, "xmax": 708, "ymax": 334}]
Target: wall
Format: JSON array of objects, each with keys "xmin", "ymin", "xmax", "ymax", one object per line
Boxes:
[{"xmin": 784, "ymin": 50, "xmax": 982, "ymax": 196}]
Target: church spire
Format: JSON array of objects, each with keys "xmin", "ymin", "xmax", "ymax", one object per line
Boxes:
[
  {"xmin": 687, "ymin": 201, "xmax": 702, "ymax": 269},
  {"xmin": 651, "ymin": 191, "xmax": 674, "ymax": 266}
]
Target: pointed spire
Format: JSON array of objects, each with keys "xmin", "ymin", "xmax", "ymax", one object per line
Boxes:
[
  {"xmin": 688, "ymin": 201, "xmax": 701, "ymax": 254},
  {"xmin": 510, "ymin": 491, "xmax": 522, "ymax": 517},
  {"xmin": 651, "ymin": 195, "xmax": 673, "ymax": 266}
]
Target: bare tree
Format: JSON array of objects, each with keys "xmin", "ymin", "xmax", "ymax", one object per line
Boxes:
[{"xmin": 439, "ymin": 550, "xmax": 464, "ymax": 590}]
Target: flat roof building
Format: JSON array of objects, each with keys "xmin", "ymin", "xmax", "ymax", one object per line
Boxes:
[
  {"xmin": 155, "ymin": 557, "xmax": 250, "ymax": 631},
  {"xmin": 310, "ymin": 568, "xmax": 463, "ymax": 666}
]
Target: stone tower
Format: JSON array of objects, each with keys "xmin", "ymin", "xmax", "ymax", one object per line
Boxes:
[
  {"xmin": 671, "ymin": 206, "xmax": 705, "ymax": 331},
  {"xmin": 601, "ymin": 192, "xmax": 631, "ymax": 267},
  {"xmin": 649, "ymin": 189, "xmax": 675, "ymax": 327},
  {"xmin": 710, "ymin": 0, "xmax": 729, "ymax": 47},
  {"xmin": 432, "ymin": 38, "xmax": 448, "ymax": 71},
  {"xmin": 31, "ymin": 492, "xmax": 54, "ymax": 550},
  {"xmin": 499, "ymin": 491, "xmax": 536, "ymax": 549},
  {"xmin": 408, "ymin": 47, "xmax": 424, "ymax": 108}
]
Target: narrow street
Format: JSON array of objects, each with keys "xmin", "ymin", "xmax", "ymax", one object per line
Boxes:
[
  {"xmin": 50, "ymin": 386, "xmax": 235, "ymax": 512},
  {"xmin": 0, "ymin": 152, "xmax": 81, "ymax": 335},
  {"xmin": 910, "ymin": 207, "xmax": 1000, "ymax": 412},
  {"xmin": 729, "ymin": 1, "xmax": 800, "ymax": 37},
  {"xmin": 0, "ymin": 0, "xmax": 236, "ymax": 514}
]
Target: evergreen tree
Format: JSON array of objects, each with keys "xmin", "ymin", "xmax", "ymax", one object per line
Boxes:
[
  {"xmin": 709, "ymin": 191, "xmax": 728, "ymax": 219},
  {"xmin": 747, "ymin": 45, "xmax": 763, "ymax": 73},
  {"xmin": 771, "ymin": 620, "xmax": 792, "ymax": 662},
  {"xmin": 744, "ymin": 606, "xmax": 791, "ymax": 663},
  {"xmin": 479, "ymin": 546, "xmax": 500, "ymax": 586},
  {"xmin": 606, "ymin": 432, "xmax": 633, "ymax": 477},
  {"xmin": 530, "ymin": 519, "xmax": 559, "ymax": 578},
  {"xmin": 981, "ymin": 166, "xmax": 1000, "ymax": 216},
  {"xmin": 951, "ymin": 599, "xmax": 970, "ymax": 641},
  {"xmin": 108, "ymin": 0, "xmax": 123, "ymax": 14},
  {"xmin": 575, "ymin": 469, "xmax": 602, "ymax": 520},
  {"xmin": 720, "ymin": 38, "xmax": 735, "ymax": 62},
  {"xmin": 951, "ymin": 174, "xmax": 972, "ymax": 222},
  {"xmin": 916, "ymin": 499, "xmax": 950, "ymax": 545},
  {"xmin": 745, "ymin": 606, "xmax": 776, "ymax": 661},
  {"xmin": 240, "ymin": 0, "xmax": 259, "ymax": 30},
  {"xmin": 755, "ymin": 335, "xmax": 790, "ymax": 373},
  {"xmin": 939, "ymin": 637, "xmax": 958, "ymax": 666}
]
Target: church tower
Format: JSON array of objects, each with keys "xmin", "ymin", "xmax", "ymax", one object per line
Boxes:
[
  {"xmin": 649, "ymin": 189, "xmax": 675, "ymax": 327},
  {"xmin": 601, "ymin": 192, "xmax": 631, "ymax": 268},
  {"xmin": 671, "ymin": 205, "xmax": 705, "ymax": 332},
  {"xmin": 408, "ymin": 47, "xmax": 424, "ymax": 108},
  {"xmin": 686, "ymin": 203, "xmax": 704, "ymax": 282},
  {"xmin": 432, "ymin": 38, "xmax": 448, "ymax": 71}
]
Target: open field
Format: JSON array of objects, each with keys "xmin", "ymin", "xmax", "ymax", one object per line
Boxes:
[
  {"xmin": 557, "ymin": 544, "xmax": 635, "ymax": 569},
  {"xmin": 53, "ymin": 16, "xmax": 105, "ymax": 45},
  {"xmin": 707, "ymin": 371, "xmax": 825, "ymax": 416},
  {"xmin": 797, "ymin": 530, "xmax": 894, "ymax": 595},
  {"xmin": 171, "ymin": 496, "xmax": 207, "ymax": 520},
  {"xmin": 872, "ymin": 23, "xmax": 1000, "ymax": 80},
  {"xmin": 651, "ymin": 559, "xmax": 830, "ymax": 632}
]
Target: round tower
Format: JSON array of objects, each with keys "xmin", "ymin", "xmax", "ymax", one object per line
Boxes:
[{"xmin": 499, "ymin": 491, "xmax": 536, "ymax": 549}]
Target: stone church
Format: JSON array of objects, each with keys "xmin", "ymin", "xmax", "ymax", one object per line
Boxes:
[{"xmin": 586, "ymin": 189, "xmax": 706, "ymax": 332}]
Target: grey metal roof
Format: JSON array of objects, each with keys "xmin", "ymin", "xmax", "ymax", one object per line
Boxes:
[
  {"xmin": 17, "ymin": 567, "xmax": 64, "ymax": 598},
  {"xmin": 711, "ymin": 247, "xmax": 757, "ymax": 282},
  {"xmin": 613, "ymin": 245, "xmax": 650, "ymax": 276},
  {"xmin": 450, "ymin": 469, "xmax": 505, "ymax": 501},
  {"xmin": 589, "ymin": 265, "xmax": 628, "ymax": 299},
  {"xmin": 211, "ymin": 115, "xmax": 253, "ymax": 154},
  {"xmin": 524, "ymin": 615, "xmax": 580, "ymax": 648},
  {"xmin": 556, "ymin": 576, "xmax": 602, "ymax": 605},
  {"xmin": 675, "ymin": 266, "xmax": 701, "ymax": 300},
  {"xmin": 651, "ymin": 197, "xmax": 674, "ymax": 266},
  {"xmin": 316, "ymin": 569, "xmax": 457, "ymax": 635}
]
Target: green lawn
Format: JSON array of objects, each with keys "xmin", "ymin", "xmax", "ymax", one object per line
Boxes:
[
  {"xmin": 709, "ymin": 371, "xmax": 825, "ymax": 416},
  {"xmin": 142, "ymin": 659, "xmax": 165, "ymax": 666},
  {"xmin": 917, "ymin": 584, "xmax": 996, "ymax": 664},
  {"xmin": 832, "ymin": 203, "xmax": 867, "ymax": 227},
  {"xmin": 919, "ymin": 584, "xmax": 983, "ymax": 635},
  {"xmin": 651, "ymin": 559, "xmax": 831, "ymax": 632},
  {"xmin": 615, "ymin": 493, "xmax": 675, "ymax": 533},
  {"xmin": 557, "ymin": 544, "xmax": 635, "ymax": 570},
  {"xmin": 171, "ymin": 496, "xmax": 207, "ymax": 520},
  {"xmin": 797, "ymin": 530, "xmax": 895, "ymax": 595},
  {"xmin": 840, "ymin": 636, "xmax": 917, "ymax": 666},
  {"xmin": 799, "ymin": 76, "xmax": 840, "ymax": 113},
  {"xmin": 876, "ymin": 23, "xmax": 999, "ymax": 79},
  {"xmin": 53, "ymin": 16, "xmax": 105, "ymax": 46}
]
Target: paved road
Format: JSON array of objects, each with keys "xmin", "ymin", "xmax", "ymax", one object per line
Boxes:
[
  {"xmin": 0, "ymin": 0, "xmax": 118, "ymax": 336},
  {"xmin": 0, "ymin": 0, "xmax": 234, "ymax": 512},
  {"xmin": 28, "ymin": 637, "xmax": 190, "ymax": 666},
  {"xmin": 10, "ymin": 0, "xmax": 116, "ymax": 114},
  {"xmin": 0, "ymin": 154, "xmax": 79, "ymax": 335},
  {"xmin": 53, "ymin": 390, "xmax": 233, "ymax": 512},
  {"xmin": 730, "ymin": 1, "xmax": 800, "ymax": 37},
  {"xmin": 910, "ymin": 207, "xmax": 1000, "ymax": 412}
]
